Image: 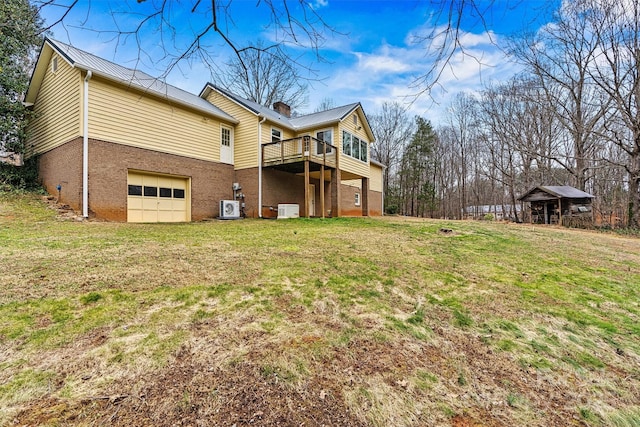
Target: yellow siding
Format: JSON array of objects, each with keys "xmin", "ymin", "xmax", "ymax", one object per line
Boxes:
[
  {"xmin": 88, "ymin": 77, "xmax": 223, "ymax": 162},
  {"xmin": 338, "ymin": 108, "xmax": 370, "ymax": 178},
  {"xmin": 342, "ymin": 179, "xmax": 362, "ymax": 189},
  {"xmin": 265, "ymin": 122, "xmax": 295, "ymax": 143},
  {"xmin": 342, "ymin": 164, "xmax": 381, "ymax": 191},
  {"xmin": 369, "ymin": 163, "xmax": 383, "ymax": 192},
  {"xmin": 205, "ymin": 91, "xmax": 260, "ymax": 169},
  {"xmin": 27, "ymin": 53, "xmax": 81, "ymax": 156}
]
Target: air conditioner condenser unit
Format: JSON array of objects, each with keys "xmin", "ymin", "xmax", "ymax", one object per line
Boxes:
[
  {"xmin": 220, "ymin": 200, "xmax": 240, "ymax": 219},
  {"xmin": 277, "ymin": 204, "xmax": 299, "ymax": 219}
]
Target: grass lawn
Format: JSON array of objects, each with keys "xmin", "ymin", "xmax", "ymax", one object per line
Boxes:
[{"xmin": 1, "ymin": 191, "xmax": 639, "ymax": 426}]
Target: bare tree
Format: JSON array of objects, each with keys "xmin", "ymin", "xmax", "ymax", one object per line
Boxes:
[
  {"xmin": 585, "ymin": 0, "xmax": 640, "ymax": 226},
  {"xmin": 369, "ymin": 102, "xmax": 414, "ymax": 208},
  {"xmin": 446, "ymin": 92, "xmax": 479, "ymax": 218},
  {"xmin": 33, "ymin": 0, "xmax": 336, "ymax": 80},
  {"xmin": 314, "ymin": 97, "xmax": 335, "ymax": 112},
  {"xmin": 478, "ymin": 77, "xmax": 563, "ymax": 221},
  {"xmin": 212, "ymin": 40, "xmax": 308, "ymax": 110},
  {"xmin": 510, "ymin": 2, "xmax": 608, "ymax": 191}
]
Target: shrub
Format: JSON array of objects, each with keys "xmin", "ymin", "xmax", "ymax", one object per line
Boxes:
[{"xmin": 0, "ymin": 156, "xmax": 40, "ymax": 190}]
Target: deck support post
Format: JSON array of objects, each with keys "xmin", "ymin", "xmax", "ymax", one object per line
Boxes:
[
  {"xmin": 304, "ymin": 158, "xmax": 310, "ymax": 218},
  {"xmin": 361, "ymin": 177, "xmax": 369, "ymax": 216},
  {"xmin": 320, "ymin": 164, "xmax": 325, "ymax": 218},
  {"xmin": 331, "ymin": 168, "xmax": 341, "ymax": 218}
]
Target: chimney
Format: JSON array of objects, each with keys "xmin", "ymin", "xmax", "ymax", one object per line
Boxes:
[{"xmin": 273, "ymin": 101, "xmax": 291, "ymax": 118}]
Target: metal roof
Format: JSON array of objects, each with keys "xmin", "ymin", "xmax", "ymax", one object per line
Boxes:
[
  {"xmin": 201, "ymin": 84, "xmax": 370, "ymax": 136},
  {"xmin": 518, "ymin": 185, "xmax": 595, "ymax": 201},
  {"xmin": 41, "ymin": 39, "xmax": 237, "ymax": 123},
  {"xmin": 289, "ymin": 103, "xmax": 360, "ymax": 130}
]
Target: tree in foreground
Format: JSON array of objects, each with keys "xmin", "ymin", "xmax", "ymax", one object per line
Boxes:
[
  {"xmin": 0, "ymin": 0, "xmax": 45, "ymax": 189},
  {"xmin": 0, "ymin": 0, "xmax": 44, "ymax": 156}
]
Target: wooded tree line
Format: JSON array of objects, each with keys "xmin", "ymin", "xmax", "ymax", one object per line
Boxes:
[{"xmin": 370, "ymin": 0, "xmax": 640, "ymax": 227}]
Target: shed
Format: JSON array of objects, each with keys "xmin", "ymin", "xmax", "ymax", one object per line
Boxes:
[{"xmin": 518, "ymin": 186, "xmax": 595, "ymax": 226}]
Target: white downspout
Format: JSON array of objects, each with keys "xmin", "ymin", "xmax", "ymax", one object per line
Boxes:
[
  {"xmin": 82, "ymin": 70, "xmax": 92, "ymax": 218},
  {"xmin": 381, "ymin": 166, "xmax": 385, "ymax": 216},
  {"xmin": 258, "ymin": 115, "xmax": 267, "ymax": 217}
]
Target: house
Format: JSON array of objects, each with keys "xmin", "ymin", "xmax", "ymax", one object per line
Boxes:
[
  {"xmin": 462, "ymin": 204, "xmax": 522, "ymax": 221},
  {"xmin": 23, "ymin": 38, "xmax": 384, "ymax": 222},
  {"xmin": 517, "ymin": 185, "xmax": 594, "ymax": 226}
]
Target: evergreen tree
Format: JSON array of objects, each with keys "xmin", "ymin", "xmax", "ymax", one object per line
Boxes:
[
  {"xmin": 399, "ymin": 117, "xmax": 438, "ymax": 217},
  {"xmin": 0, "ymin": 0, "xmax": 44, "ymax": 155}
]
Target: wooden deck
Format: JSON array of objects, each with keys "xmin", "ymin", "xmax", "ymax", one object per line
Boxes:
[{"xmin": 262, "ymin": 136, "xmax": 336, "ymax": 171}]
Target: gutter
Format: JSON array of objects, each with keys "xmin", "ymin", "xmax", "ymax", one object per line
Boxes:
[
  {"xmin": 258, "ymin": 115, "xmax": 267, "ymax": 217},
  {"xmin": 83, "ymin": 70, "xmax": 92, "ymax": 218}
]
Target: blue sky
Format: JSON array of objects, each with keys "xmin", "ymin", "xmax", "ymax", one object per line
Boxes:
[{"xmin": 39, "ymin": 0, "xmax": 560, "ymax": 123}]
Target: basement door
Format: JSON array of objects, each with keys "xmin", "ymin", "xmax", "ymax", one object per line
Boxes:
[
  {"xmin": 127, "ymin": 172, "xmax": 190, "ymax": 222},
  {"xmin": 220, "ymin": 125, "xmax": 234, "ymax": 164}
]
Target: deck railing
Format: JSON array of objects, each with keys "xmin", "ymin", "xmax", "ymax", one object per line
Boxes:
[{"xmin": 262, "ymin": 136, "xmax": 337, "ymax": 168}]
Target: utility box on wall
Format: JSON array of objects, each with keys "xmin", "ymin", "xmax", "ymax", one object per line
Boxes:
[{"xmin": 277, "ymin": 204, "xmax": 299, "ymax": 219}]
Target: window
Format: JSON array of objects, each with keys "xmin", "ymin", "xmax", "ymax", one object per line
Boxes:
[
  {"xmin": 173, "ymin": 189, "xmax": 185, "ymax": 199},
  {"xmin": 144, "ymin": 186, "xmax": 157, "ymax": 197},
  {"xmin": 128, "ymin": 185, "xmax": 142, "ymax": 196},
  {"xmin": 342, "ymin": 131, "xmax": 352, "ymax": 156},
  {"xmin": 342, "ymin": 130, "xmax": 368, "ymax": 162},
  {"xmin": 353, "ymin": 114, "xmax": 358, "ymax": 126},
  {"xmin": 159, "ymin": 187, "xmax": 172, "ymax": 198},
  {"xmin": 355, "ymin": 193, "xmax": 361, "ymax": 206},
  {"xmin": 352, "ymin": 136, "xmax": 360, "ymax": 159},
  {"xmin": 316, "ymin": 129, "xmax": 333, "ymax": 154},
  {"xmin": 52, "ymin": 57, "xmax": 58, "ymax": 73},
  {"xmin": 271, "ymin": 128, "xmax": 282, "ymax": 142},
  {"xmin": 221, "ymin": 127, "xmax": 231, "ymax": 147}
]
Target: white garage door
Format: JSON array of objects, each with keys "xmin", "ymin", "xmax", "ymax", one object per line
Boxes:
[{"xmin": 127, "ymin": 172, "xmax": 189, "ymax": 222}]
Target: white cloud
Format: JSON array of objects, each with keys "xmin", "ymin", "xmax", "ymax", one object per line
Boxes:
[
  {"xmin": 309, "ymin": 0, "xmax": 329, "ymax": 10},
  {"xmin": 303, "ymin": 21, "xmax": 519, "ymax": 125}
]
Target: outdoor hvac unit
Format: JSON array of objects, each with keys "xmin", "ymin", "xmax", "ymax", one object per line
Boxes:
[
  {"xmin": 277, "ymin": 204, "xmax": 299, "ymax": 219},
  {"xmin": 220, "ymin": 200, "xmax": 240, "ymax": 219}
]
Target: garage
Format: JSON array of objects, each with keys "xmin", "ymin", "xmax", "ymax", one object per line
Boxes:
[{"xmin": 127, "ymin": 171, "xmax": 190, "ymax": 222}]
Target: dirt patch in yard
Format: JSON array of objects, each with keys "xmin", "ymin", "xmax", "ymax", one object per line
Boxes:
[
  {"xmin": 14, "ymin": 356, "xmax": 367, "ymax": 427},
  {"xmin": 12, "ymin": 324, "xmax": 604, "ymax": 427}
]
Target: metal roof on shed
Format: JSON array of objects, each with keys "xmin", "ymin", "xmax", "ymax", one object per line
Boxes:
[{"xmin": 518, "ymin": 186, "xmax": 594, "ymax": 202}]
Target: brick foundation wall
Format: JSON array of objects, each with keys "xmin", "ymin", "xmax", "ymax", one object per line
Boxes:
[
  {"xmin": 38, "ymin": 141, "xmax": 383, "ymax": 221},
  {"xmin": 340, "ymin": 184, "xmax": 362, "ymax": 216},
  {"xmin": 38, "ymin": 137, "xmax": 83, "ymax": 211},
  {"xmin": 38, "ymin": 139, "xmax": 234, "ymax": 221},
  {"xmin": 235, "ymin": 167, "xmax": 324, "ymax": 218},
  {"xmin": 235, "ymin": 167, "xmax": 383, "ymax": 218},
  {"xmin": 369, "ymin": 191, "xmax": 383, "ymax": 216}
]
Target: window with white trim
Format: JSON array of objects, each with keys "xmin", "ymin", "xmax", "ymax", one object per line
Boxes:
[
  {"xmin": 315, "ymin": 129, "xmax": 333, "ymax": 154},
  {"xmin": 271, "ymin": 128, "xmax": 282, "ymax": 142},
  {"xmin": 355, "ymin": 193, "xmax": 361, "ymax": 206},
  {"xmin": 342, "ymin": 131, "xmax": 368, "ymax": 162}
]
